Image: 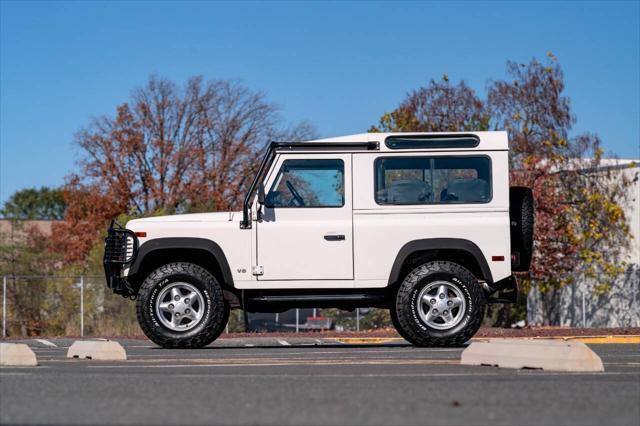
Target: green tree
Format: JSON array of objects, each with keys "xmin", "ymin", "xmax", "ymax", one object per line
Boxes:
[{"xmin": 1, "ymin": 187, "xmax": 66, "ymax": 220}]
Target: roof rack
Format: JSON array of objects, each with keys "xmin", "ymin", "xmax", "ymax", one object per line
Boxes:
[{"xmin": 240, "ymin": 141, "xmax": 379, "ymax": 229}]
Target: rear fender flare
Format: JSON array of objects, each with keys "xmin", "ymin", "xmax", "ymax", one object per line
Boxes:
[{"xmin": 388, "ymin": 238, "xmax": 493, "ymax": 285}]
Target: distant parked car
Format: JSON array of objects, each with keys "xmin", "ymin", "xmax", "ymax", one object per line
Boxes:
[
  {"xmin": 247, "ymin": 319, "xmax": 287, "ymax": 332},
  {"xmin": 305, "ymin": 316, "xmax": 334, "ymax": 331}
]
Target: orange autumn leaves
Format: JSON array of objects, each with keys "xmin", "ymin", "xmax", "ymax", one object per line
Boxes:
[{"xmin": 52, "ymin": 76, "xmax": 314, "ymax": 264}]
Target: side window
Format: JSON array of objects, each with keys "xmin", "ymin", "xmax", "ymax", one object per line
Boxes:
[
  {"xmin": 265, "ymin": 159, "xmax": 344, "ymax": 208},
  {"xmin": 375, "ymin": 156, "xmax": 491, "ymax": 205}
]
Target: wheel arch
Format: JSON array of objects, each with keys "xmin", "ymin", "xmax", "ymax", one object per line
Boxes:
[
  {"xmin": 388, "ymin": 238, "xmax": 493, "ymax": 286},
  {"xmin": 128, "ymin": 238, "xmax": 235, "ymax": 290}
]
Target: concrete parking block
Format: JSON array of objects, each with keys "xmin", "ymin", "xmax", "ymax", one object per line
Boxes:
[
  {"xmin": 0, "ymin": 343, "xmax": 38, "ymax": 367},
  {"xmin": 461, "ymin": 338, "xmax": 604, "ymax": 372},
  {"xmin": 67, "ymin": 340, "xmax": 127, "ymax": 361}
]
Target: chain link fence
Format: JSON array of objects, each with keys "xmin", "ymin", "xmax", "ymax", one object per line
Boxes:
[
  {"xmin": 0, "ymin": 276, "xmax": 391, "ymax": 337},
  {"xmin": 3, "ymin": 271, "xmax": 639, "ymax": 338},
  {"xmin": 0, "ymin": 275, "xmax": 141, "ymax": 338},
  {"xmin": 526, "ymin": 264, "xmax": 640, "ymax": 327}
]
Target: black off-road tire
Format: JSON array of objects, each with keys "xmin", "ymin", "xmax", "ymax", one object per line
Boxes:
[
  {"xmin": 394, "ymin": 261, "xmax": 485, "ymax": 347},
  {"xmin": 136, "ymin": 262, "xmax": 228, "ymax": 348},
  {"xmin": 390, "ymin": 306, "xmax": 414, "ymax": 343},
  {"xmin": 510, "ymin": 186, "xmax": 534, "ymax": 271}
]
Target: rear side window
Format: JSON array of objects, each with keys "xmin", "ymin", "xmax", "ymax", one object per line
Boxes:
[
  {"xmin": 266, "ymin": 159, "xmax": 344, "ymax": 208},
  {"xmin": 375, "ymin": 156, "xmax": 491, "ymax": 205}
]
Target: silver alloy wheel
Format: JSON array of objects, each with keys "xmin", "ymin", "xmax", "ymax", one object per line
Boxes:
[
  {"xmin": 416, "ymin": 280, "xmax": 466, "ymax": 330},
  {"xmin": 155, "ymin": 282, "xmax": 205, "ymax": 332}
]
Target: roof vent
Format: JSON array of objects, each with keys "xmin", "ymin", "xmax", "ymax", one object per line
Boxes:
[{"xmin": 385, "ymin": 134, "xmax": 480, "ymax": 149}]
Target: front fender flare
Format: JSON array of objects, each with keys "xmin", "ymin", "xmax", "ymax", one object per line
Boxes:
[{"xmin": 128, "ymin": 237, "xmax": 234, "ymax": 287}]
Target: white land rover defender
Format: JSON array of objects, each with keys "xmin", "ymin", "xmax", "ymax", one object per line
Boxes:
[{"xmin": 104, "ymin": 132, "xmax": 534, "ymax": 348}]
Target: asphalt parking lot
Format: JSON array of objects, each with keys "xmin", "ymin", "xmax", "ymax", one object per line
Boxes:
[{"xmin": 1, "ymin": 337, "xmax": 639, "ymax": 426}]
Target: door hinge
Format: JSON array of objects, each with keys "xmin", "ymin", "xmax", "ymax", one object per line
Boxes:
[{"xmin": 252, "ymin": 266, "xmax": 264, "ymax": 276}]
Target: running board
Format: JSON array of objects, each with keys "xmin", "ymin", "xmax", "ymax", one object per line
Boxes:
[{"xmin": 244, "ymin": 290, "xmax": 389, "ymax": 312}]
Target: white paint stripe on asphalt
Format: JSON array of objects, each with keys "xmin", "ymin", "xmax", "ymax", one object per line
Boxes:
[
  {"xmin": 211, "ymin": 349, "xmax": 459, "ymax": 356},
  {"xmin": 604, "ymin": 362, "xmax": 640, "ymax": 366},
  {"xmin": 34, "ymin": 339, "xmax": 57, "ymax": 347},
  {"xmin": 164, "ymin": 371, "xmax": 640, "ymax": 377},
  {"xmin": 277, "ymin": 340, "xmax": 291, "ymax": 346},
  {"xmin": 81, "ymin": 365, "xmax": 640, "ymax": 377},
  {"xmin": 123, "ymin": 354, "xmax": 458, "ymax": 361}
]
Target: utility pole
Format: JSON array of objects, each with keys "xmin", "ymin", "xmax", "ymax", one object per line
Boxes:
[
  {"xmin": 243, "ymin": 309, "xmax": 249, "ymax": 332},
  {"xmin": 2, "ymin": 276, "xmax": 6, "ymax": 338},
  {"xmin": 80, "ymin": 276, "xmax": 84, "ymax": 337},
  {"xmin": 582, "ymin": 290, "xmax": 586, "ymax": 328}
]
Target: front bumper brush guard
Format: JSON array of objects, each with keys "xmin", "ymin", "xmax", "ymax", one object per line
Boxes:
[{"xmin": 103, "ymin": 221, "xmax": 138, "ymax": 298}]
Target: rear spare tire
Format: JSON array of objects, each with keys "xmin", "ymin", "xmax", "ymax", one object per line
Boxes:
[{"xmin": 509, "ymin": 186, "xmax": 534, "ymax": 272}]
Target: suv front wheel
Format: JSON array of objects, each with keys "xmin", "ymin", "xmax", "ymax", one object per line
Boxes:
[
  {"xmin": 136, "ymin": 262, "xmax": 229, "ymax": 348},
  {"xmin": 394, "ymin": 261, "xmax": 485, "ymax": 347}
]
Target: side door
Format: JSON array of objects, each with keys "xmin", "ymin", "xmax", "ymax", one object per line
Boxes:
[{"xmin": 256, "ymin": 153, "xmax": 353, "ymax": 281}]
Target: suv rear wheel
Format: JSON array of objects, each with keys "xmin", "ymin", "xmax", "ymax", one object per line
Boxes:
[
  {"xmin": 394, "ymin": 261, "xmax": 485, "ymax": 347},
  {"xmin": 136, "ymin": 262, "xmax": 229, "ymax": 348}
]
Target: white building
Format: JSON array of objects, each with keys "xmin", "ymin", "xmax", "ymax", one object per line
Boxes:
[{"xmin": 528, "ymin": 159, "xmax": 640, "ymax": 327}]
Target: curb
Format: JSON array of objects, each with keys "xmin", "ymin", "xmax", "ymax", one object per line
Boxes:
[
  {"xmin": 553, "ymin": 335, "xmax": 640, "ymax": 344},
  {"xmin": 0, "ymin": 343, "xmax": 38, "ymax": 367},
  {"xmin": 461, "ymin": 339, "xmax": 604, "ymax": 372},
  {"xmin": 67, "ymin": 340, "xmax": 127, "ymax": 360},
  {"xmin": 474, "ymin": 335, "xmax": 640, "ymax": 344},
  {"xmin": 329, "ymin": 338, "xmax": 405, "ymax": 344},
  {"xmin": 329, "ymin": 335, "xmax": 640, "ymax": 345}
]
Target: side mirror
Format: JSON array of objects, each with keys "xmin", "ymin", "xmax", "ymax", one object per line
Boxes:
[{"xmin": 258, "ymin": 183, "xmax": 266, "ymax": 205}]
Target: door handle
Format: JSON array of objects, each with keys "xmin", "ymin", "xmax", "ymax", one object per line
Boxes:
[{"xmin": 324, "ymin": 234, "xmax": 345, "ymax": 241}]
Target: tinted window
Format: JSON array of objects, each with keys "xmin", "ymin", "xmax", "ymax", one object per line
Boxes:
[
  {"xmin": 266, "ymin": 159, "xmax": 344, "ymax": 208},
  {"xmin": 375, "ymin": 156, "xmax": 491, "ymax": 205}
]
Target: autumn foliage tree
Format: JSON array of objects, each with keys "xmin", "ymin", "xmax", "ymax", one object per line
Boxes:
[
  {"xmin": 369, "ymin": 77, "xmax": 490, "ymax": 133},
  {"xmin": 53, "ymin": 76, "xmax": 315, "ymax": 263},
  {"xmin": 488, "ymin": 56, "xmax": 634, "ymax": 322},
  {"xmin": 371, "ymin": 54, "xmax": 635, "ymax": 324}
]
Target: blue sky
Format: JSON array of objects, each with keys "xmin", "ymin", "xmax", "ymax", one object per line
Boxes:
[{"xmin": 1, "ymin": 1, "xmax": 639, "ymax": 203}]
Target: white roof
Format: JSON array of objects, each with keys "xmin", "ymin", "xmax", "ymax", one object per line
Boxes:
[{"xmin": 308, "ymin": 131, "xmax": 509, "ymax": 151}]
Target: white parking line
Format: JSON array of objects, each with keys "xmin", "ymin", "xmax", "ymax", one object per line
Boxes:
[
  {"xmin": 82, "ymin": 365, "xmax": 640, "ymax": 377},
  {"xmin": 34, "ymin": 339, "xmax": 57, "ymax": 347},
  {"xmin": 277, "ymin": 340, "xmax": 291, "ymax": 346}
]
